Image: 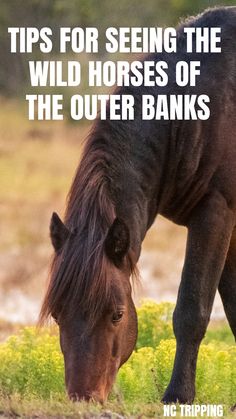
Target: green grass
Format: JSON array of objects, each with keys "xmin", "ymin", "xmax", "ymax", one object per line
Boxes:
[{"xmin": 0, "ymin": 302, "xmax": 235, "ymax": 418}]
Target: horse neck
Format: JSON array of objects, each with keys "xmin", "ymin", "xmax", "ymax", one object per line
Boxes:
[
  {"xmin": 103, "ymin": 125, "xmax": 170, "ymax": 258},
  {"xmin": 66, "ymin": 119, "xmax": 170, "ymax": 262}
]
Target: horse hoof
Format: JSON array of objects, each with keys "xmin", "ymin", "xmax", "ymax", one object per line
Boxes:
[{"xmin": 161, "ymin": 386, "xmax": 195, "ymax": 404}]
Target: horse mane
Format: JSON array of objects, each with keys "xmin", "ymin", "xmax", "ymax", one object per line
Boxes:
[{"xmin": 39, "ymin": 122, "xmax": 136, "ymax": 327}]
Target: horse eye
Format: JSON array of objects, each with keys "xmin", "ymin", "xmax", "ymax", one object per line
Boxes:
[{"xmin": 112, "ymin": 310, "xmax": 124, "ymax": 323}]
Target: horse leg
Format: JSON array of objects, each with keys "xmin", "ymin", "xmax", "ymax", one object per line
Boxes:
[
  {"xmin": 162, "ymin": 191, "xmax": 234, "ymax": 403},
  {"xmin": 218, "ymin": 228, "xmax": 236, "ymax": 339}
]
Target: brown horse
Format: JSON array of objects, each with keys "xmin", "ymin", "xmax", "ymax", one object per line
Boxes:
[{"xmin": 40, "ymin": 7, "xmax": 236, "ymax": 403}]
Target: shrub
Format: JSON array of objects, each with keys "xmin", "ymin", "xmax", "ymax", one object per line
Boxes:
[
  {"xmin": 136, "ymin": 301, "xmax": 174, "ymax": 349},
  {"xmin": 0, "ymin": 327, "xmax": 64, "ymax": 398},
  {"xmin": 0, "ymin": 302, "xmax": 235, "ymax": 406},
  {"xmin": 118, "ymin": 339, "xmax": 236, "ymax": 405}
]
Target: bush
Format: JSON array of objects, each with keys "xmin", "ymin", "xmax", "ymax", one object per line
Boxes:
[
  {"xmin": 136, "ymin": 301, "xmax": 174, "ymax": 349},
  {"xmin": 0, "ymin": 302, "xmax": 235, "ymax": 405},
  {"xmin": 118, "ymin": 339, "xmax": 236, "ymax": 405},
  {"xmin": 0, "ymin": 327, "xmax": 64, "ymax": 398}
]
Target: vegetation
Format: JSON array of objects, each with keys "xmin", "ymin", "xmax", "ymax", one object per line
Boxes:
[{"xmin": 0, "ymin": 302, "xmax": 235, "ymax": 418}]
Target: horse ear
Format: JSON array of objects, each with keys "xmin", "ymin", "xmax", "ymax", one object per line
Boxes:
[
  {"xmin": 105, "ymin": 218, "xmax": 130, "ymax": 266},
  {"xmin": 50, "ymin": 212, "xmax": 69, "ymax": 252}
]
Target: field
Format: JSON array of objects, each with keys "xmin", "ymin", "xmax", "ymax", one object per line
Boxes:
[
  {"xmin": 0, "ymin": 99, "xmax": 235, "ymax": 418},
  {"xmin": 0, "ymin": 301, "xmax": 235, "ymax": 418}
]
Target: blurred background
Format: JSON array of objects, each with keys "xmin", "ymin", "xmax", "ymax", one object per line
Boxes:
[{"xmin": 0, "ymin": 0, "xmax": 234, "ymax": 339}]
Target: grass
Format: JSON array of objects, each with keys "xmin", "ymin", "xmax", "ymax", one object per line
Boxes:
[
  {"xmin": 0, "ymin": 98, "xmax": 88, "ymax": 301},
  {"xmin": 0, "ymin": 98, "xmax": 86, "ymax": 250},
  {"xmin": 0, "ymin": 302, "xmax": 235, "ymax": 418},
  {"xmin": 0, "ymin": 395, "xmax": 166, "ymax": 418},
  {"xmin": 0, "ymin": 397, "xmax": 235, "ymax": 419}
]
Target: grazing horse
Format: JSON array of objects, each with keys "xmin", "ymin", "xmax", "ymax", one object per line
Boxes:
[{"xmin": 40, "ymin": 7, "xmax": 236, "ymax": 403}]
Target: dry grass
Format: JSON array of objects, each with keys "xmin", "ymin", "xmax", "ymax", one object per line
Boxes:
[{"xmin": 0, "ymin": 98, "xmax": 89, "ymax": 326}]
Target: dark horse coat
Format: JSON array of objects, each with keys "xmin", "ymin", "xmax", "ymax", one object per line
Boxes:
[{"xmin": 41, "ymin": 7, "xmax": 236, "ymax": 403}]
